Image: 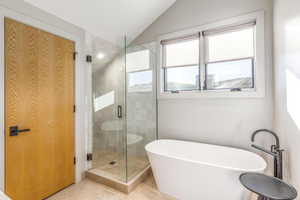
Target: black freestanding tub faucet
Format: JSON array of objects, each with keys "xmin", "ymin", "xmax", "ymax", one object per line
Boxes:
[{"xmin": 251, "ymin": 129, "xmax": 284, "ymax": 179}]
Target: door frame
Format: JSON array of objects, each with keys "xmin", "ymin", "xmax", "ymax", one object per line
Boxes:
[{"xmin": 0, "ymin": 7, "xmax": 87, "ymax": 191}]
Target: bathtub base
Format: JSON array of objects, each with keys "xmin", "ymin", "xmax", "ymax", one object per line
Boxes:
[{"xmin": 150, "ymin": 155, "xmax": 251, "ymax": 200}]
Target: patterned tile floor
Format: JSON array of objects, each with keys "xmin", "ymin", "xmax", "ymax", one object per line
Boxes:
[{"xmin": 46, "ymin": 175, "xmax": 175, "ymax": 200}]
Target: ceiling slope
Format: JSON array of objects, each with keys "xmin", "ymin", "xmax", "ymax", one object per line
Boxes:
[{"xmin": 24, "ymin": 0, "xmax": 176, "ymax": 45}]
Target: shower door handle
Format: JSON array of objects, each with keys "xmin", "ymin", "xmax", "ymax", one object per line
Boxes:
[{"xmin": 117, "ymin": 105, "xmax": 122, "ymax": 118}]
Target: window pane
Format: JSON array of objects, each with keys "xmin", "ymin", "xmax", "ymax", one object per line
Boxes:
[
  {"xmin": 166, "ymin": 66, "xmax": 199, "ymax": 91},
  {"xmin": 128, "ymin": 70, "xmax": 152, "ymax": 92},
  {"xmin": 165, "ymin": 39, "xmax": 199, "ymax": 67},
  {"xmin": 206, "ymin": 27, "xmax": 254, "ymax": 62},
  {"xmin": 206, "ymin": 59, "xmax": 253, "ymax": 90},
  {"xmin": 126, "ymin": 50, "xmax": 150, "ymax": 72}
]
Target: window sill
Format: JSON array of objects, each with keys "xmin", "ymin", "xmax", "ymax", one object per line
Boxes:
[{"xmin": 158, "ymin": 90, "xmax": 265, "ymax": 99}]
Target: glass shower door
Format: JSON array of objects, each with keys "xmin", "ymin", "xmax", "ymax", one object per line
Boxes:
[
  {"xmin": 90, "ymin": 39, "xmax": 127, "ymax": 182},
  {"xmin": 89, "ymin": 37, "xmax": 157, "ymax": 184}
]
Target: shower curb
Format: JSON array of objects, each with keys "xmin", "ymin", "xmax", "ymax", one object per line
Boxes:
[{"xmin": 86, "ymin": 166, "xmax": 151, "ymax": 193}]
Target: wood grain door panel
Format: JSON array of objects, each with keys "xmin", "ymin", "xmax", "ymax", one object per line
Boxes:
[{"xmin": 5, "ymin": 18, "xmax": 75, "ymax": 200}]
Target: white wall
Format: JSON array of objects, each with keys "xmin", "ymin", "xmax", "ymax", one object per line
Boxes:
[
  {"xmin": 273, "ymin": 0, "xmax": 300, "ymax": 192},
  {"xmin": 0, "ymin": 0, "xmax": 88, "ymax": 191},
  {"xmin": 134, "ymin": 0, "xmax": 274, "ymax": 151}
]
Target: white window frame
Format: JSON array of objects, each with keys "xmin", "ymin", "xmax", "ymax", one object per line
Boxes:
[{"xmin": 157, "ymin": 11, "xmax": 265, "ymax": 99}]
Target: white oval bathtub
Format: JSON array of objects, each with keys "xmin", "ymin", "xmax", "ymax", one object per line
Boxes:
[{"xmin": 145, "ymin": 140, "xmax": 267, "ymax": 200}]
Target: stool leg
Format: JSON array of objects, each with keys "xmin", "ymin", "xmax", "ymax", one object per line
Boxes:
[{"xmin": 257, "ymin": 196, "xmax": 267, "ymax": 200}]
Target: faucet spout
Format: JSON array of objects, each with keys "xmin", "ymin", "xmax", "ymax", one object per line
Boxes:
[{"xmin": 251, "ymin": 129, "xmax": 280, "ymax": 148}]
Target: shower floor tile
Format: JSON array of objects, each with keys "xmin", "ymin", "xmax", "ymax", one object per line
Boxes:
[{"xmin": 91, "ymin": 151, "xmax": 149, "ymax": 181}]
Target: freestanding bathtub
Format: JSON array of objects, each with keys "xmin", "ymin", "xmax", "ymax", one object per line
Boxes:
[{"xmin": 145, "ymin": 140, "xmax": 267, "ymax": 200}]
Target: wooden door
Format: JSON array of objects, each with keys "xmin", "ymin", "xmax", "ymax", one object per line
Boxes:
[{"xmin": 5, "ymin": 18, "xmax": 75, "ymax": 200}]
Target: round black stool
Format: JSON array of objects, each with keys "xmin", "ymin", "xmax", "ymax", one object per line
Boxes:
[{"xmin": 240, "ymin": 173, "xmax": 297, "ymax": 200}]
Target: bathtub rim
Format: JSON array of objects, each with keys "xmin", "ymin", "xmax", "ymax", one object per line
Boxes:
[{"xmin": 145, "ymin": 139, "xmax": 267, "ymax": 172}]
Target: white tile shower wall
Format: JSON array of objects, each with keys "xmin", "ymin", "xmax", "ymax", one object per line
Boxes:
[
  {"xmin": 127, "ymin": 92, "xmax": 157, "ymax": 157},
  {"xmin": 133, "ymin": 0, "xmax": 274, "ymax": 153},
  {"xmin": 273, "ymin": 0, "xmax": 300, "ymax": 192}
]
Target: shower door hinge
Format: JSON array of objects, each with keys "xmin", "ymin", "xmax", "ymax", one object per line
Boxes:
[
  {"xmin": 87, "ymin": 153, "xmax": 93, "ymax": 161},
  {"xmin": 73, "ymin": 52, "xmax": 77, "ymax": 60},
  {"xmin": 86, "ymin": 55, "xmax": 93, "ymax": 63},
  {"xmin": 74, "ymin": 156, "xmax": 76, "ymax": 165}
]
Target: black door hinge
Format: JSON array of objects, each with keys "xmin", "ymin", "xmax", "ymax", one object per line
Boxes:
[
  {"xmin": 74, "ymin": 157, "xmax": 76, "ymax": 165},
  {"xmin": 87, "ymin": 153, "xmax": 93, "ymax": 161},
  {"xmin": 86, "ymin": 55, "xmax": 93, "ymax": 63},
  {"xmin": 73, "ymin": 105, "xmax": 76, "ymax": 113},
  {"xmin": 73, "ymin": 52, "xmax": 77, "ymax": 60}
]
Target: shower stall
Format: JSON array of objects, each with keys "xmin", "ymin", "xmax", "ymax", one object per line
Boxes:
[{"xmin": 87, "ymin": 38, "xmax": 157, "ymax": 185}]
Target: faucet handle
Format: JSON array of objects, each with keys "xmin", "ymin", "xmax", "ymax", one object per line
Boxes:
[
  {"xmin": 271, "ymin": 145, "xmax": 278, "ymax": 152},
  {"xmin": 271, "ymin": 145, "xmax": 284, "ymax": 153}
]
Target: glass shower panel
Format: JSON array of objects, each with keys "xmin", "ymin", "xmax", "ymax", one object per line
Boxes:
[
  {"xmin": 89, "ymin": 37, "xmax": 157, "ymax": 184},
  {"xmin": 125, "ymin": 43, "xmax": 157, "ymax": 181},
  {"xmin": 91, "ymin": 39, "xmax": 127, "ymax": 182}
]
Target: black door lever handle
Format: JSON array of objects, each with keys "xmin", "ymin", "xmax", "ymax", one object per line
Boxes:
[{"xmin": 9, "ymin": 126, "xmax": 31, "ymax": 136}]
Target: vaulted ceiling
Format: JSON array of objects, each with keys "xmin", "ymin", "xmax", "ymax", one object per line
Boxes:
[{"xmin": 24, "ymin": 0, "xmax": 176, "ymax": 45}]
